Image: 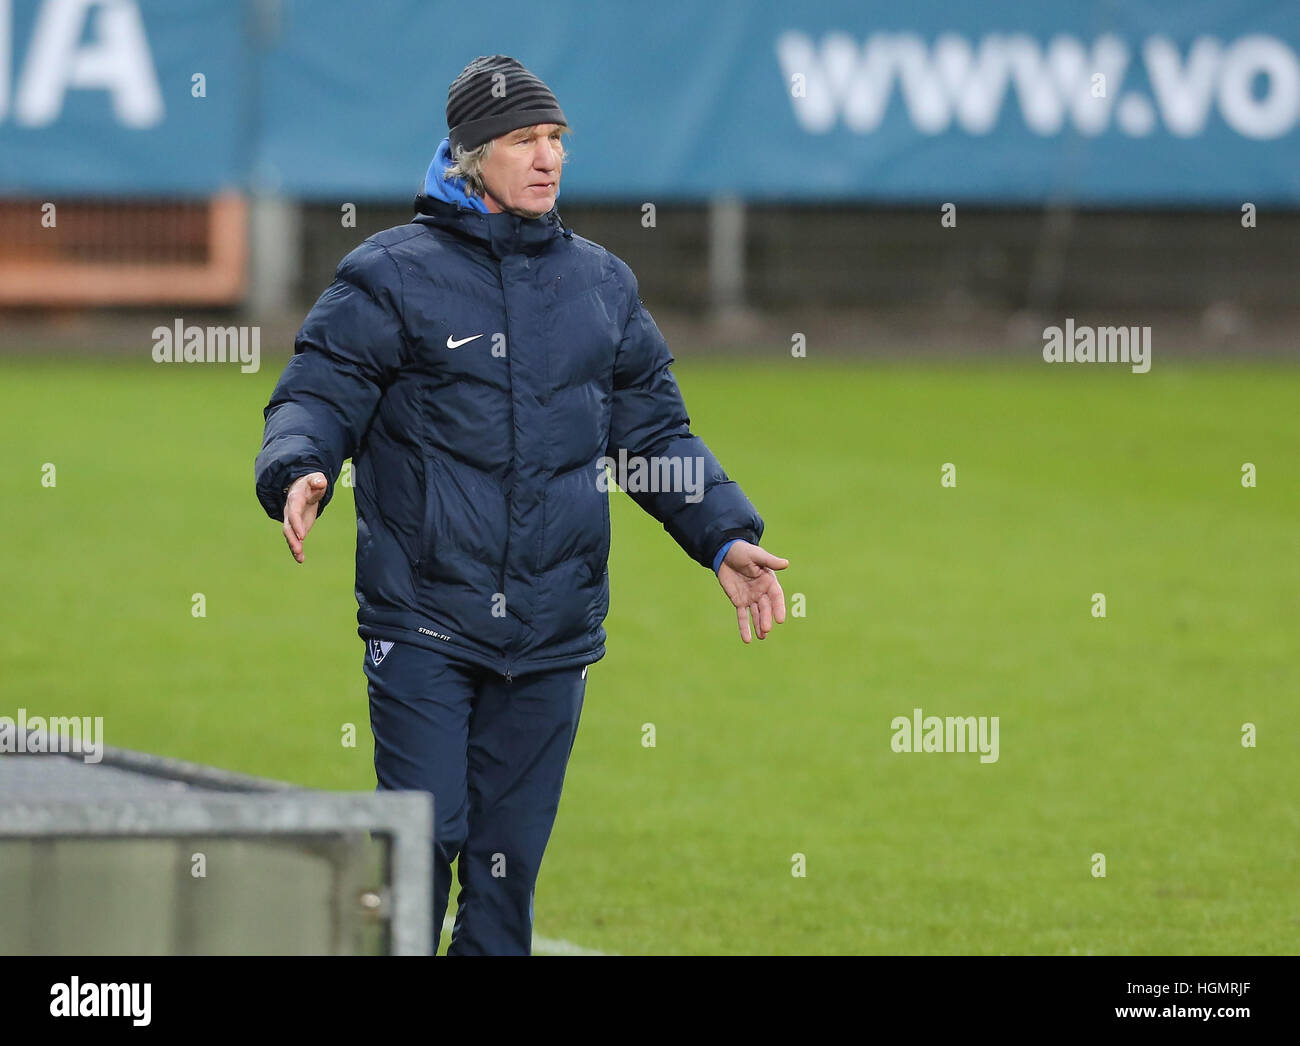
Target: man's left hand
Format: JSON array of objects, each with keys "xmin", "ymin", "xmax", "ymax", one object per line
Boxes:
[{"xmin": 717, "ymin": 541, "xmax": 790, "ymax": 643}]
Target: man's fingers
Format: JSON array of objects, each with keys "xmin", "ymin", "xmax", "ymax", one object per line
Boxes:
[
  {"xmin": 736, "ymin": 604, "xmax": 753, "ymax": 644},
  {"xmin": 282, "ymin": 520, "xmax": 304, "ymax": 563},
  {"xmin": 755, "ymin": 549, "xmax": 789, "ymax": 571},
  {"xmin": 282, "ymin": 472, "xmax": 327, "ymax": 544},
  {"xmin": 282, "ymin": 474, "xmax": 326, "ymax": 561},
  {"xmin": 285, "ymin": 500, "xmax": 305, "ymax": 542},
  {"xmin": 770, "ymin": 579, "xmax": 787, "ymax": 624},
  {"xmin": 758, "ymin": 592, "xmax": 774, "ymax": 638}
]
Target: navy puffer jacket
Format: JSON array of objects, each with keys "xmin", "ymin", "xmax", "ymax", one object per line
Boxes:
[{"xmin": 256, "ymin": 195, "xmax": 763, "ymax": 678}]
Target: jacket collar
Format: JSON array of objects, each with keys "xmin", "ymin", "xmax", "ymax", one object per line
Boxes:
[{"xmin": 412, "ymin": 193, "xmax": 572, "ymax": 259}]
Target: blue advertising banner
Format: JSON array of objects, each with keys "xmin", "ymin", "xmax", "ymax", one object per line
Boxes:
[{"xmin": 2, "ymin": 0, "xmax": 1299, "ymax": 203}]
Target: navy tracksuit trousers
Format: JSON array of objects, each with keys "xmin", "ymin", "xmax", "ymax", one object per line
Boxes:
[{"xmin": 363, "ymin": 638, "xmax": 587, "ymax": 956}]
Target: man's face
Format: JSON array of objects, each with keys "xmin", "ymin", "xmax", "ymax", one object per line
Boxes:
[{"xmin": 480, "ymin": 123, "xmax": 565, "ymax": 218}]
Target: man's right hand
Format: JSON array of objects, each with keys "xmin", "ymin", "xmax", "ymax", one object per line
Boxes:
[{"xmin": 283, "ymin": 472, "xmax": 328, "ymax": 563}]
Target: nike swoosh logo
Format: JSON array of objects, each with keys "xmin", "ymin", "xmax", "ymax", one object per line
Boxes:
[{"xmin": 446, "ymin": 334, "xmax": 484, "ymax": 349}]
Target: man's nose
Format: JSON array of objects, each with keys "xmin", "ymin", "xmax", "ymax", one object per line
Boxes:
[{"xmin": 533, "ymin": 142, "xmax": 558, "ymax": 171}]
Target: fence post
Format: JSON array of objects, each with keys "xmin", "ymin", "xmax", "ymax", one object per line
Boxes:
[
  {"xmin": 246, "ymin": 192, "xmax": 301, "ymax": 319},
  {"xmin": 709, "ymin": 194, "xmax": 746, "ymax": 319}
]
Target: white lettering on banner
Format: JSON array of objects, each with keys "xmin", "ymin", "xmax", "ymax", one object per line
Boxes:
[
  {"xmin": 0, "ymin": 0, "xmax": 8, "ymax": 120},
  {"xmin": 0, "ymin": 0, "xmax": 163, "ymax": 127},
  {"xmin": 777, "ymin": 30, "xmax": 1300, "ymax": 140}
]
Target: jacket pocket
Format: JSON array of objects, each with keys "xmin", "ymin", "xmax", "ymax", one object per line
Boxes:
[
  {"xmin": 594, "ymin": 486, "xmax": 611, "ymax": 577},
  {"xmin": 534, "ymin": 492, "xmax": 547, "ymax": 574},
  {"xmin": 414, "ymin": 456, "xmax": 437, "ymax": 579}
]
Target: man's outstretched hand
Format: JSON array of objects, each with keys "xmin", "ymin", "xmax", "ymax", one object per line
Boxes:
[
  {"xmin": 717, "ymin": 541, "xmax": 790, "ymax": 643},
  {"xmin": 283, "ymin": 472, "xmax": 328, "ymax": 563}
]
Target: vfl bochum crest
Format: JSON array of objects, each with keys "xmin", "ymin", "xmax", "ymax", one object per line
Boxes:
[{"xmin": 369, "ymin": 639, "xmax": 395, "ymax": 665}]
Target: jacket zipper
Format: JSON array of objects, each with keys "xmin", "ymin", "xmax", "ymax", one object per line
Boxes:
[{"xmin": 497, "ymin": 258, "xmax": 520, "ymax": 686}]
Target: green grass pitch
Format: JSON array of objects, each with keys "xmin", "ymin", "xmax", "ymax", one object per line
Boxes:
[{"xmin": 3, "ymin": 353, "xmax": 1297, "ymax": 954}]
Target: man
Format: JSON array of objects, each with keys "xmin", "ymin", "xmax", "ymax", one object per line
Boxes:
[{"xmin": 255, "ymin": 55, "xmax": 788, "ymax": 955}]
